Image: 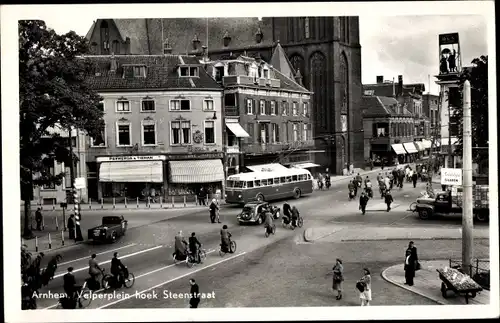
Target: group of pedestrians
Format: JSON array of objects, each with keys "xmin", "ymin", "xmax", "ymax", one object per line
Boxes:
[{"xmin": 329, "ymin": 241, "xmax": 419, "ymax": 306}]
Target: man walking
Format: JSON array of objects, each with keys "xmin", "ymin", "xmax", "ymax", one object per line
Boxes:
[
  {"xmin": 359, "ymin": 192, "xmax": 369, "ymax": 215},
  {"xmin": 412, "ymin": 171, "xmax": 418, "ymax": 188},
  {"xmin": 384, "ymin": 190, "xmax": 394, "ymax": 212},
  {"xmin": 35, "ymin": 208, "xmax": 43, "ymax": 231},
  {"xmin": 198, "ymin": 188, "xmax": 206, "ymax": 206},
  {"xmin": 67, "ymin": 214, "xmax": 75, "ymax": 240},
  {"xmin": 189, "ymin": 278, "xmax": 200, "ymax": 308}
]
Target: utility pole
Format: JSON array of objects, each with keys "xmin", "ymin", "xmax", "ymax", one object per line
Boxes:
[
  {"xmin": 448, "ymin": 97, "xmax": 452, "ymax": 168},
  {"xmin": 68, "ymin": 125, "xmax": 75, "ymax": 201},
  {"xmin": 462, "ymin": 80, "xmax": 473, "ymax": 276}
]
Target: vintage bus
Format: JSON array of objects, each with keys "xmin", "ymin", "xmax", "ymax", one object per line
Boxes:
[{"xmin": 225, "ymin": 167, "xmax": 314, "ymax": 204}]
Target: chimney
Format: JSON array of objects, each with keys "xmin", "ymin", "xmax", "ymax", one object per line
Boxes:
[
  {"xmin": 295, "ymin": 68, "xmax": 303, "ymax": 86},
  {"xmin": 376, "ymin": 75, "xmax": 383, "ymax": 84},
  {"xmin": 392, "ymin": 77, "xmax": 395, "ymax": 97},
  {"xmin": 398, "ymin": 75, "xmax": 403, "ymax": 96},
  {"xmin": 201, "ymin": 45, "xmax": 209, "ymax": 63},
  {"xmin": 110, "ymin": 53, "xmax": 117, "ymax": 73},
  {"xmin": 223, "ymin": 31, "xmax": 231, "ymax": 47},
  {"xmin": 192, "ymin": 34, "xmax": 201, "ymax": 51},
  {"xmin": 255, "ymin": 27, "xmax": 263, "ymax": 43}
]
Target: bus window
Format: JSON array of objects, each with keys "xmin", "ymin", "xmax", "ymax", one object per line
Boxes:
[
  {"xmin": 235, "ymin": 181, "xmax": 244, "ymax": 188},
  {"xmin": 307, "ymin": 174, "xmax": 312, "ymax": 179},
  {"xmin": 280, "ymin": 177, "xmax": 286, "ymax": 183},
  {"xmin": 298, "ymin": 174, "xmax": 305, "ymax": 180},
  {"xmin": 268, "ymin": 178, "xmax": 274, "ymax": 185},
  {"xmin": 274, "ymin": 178, "xmax": 280, "ymax": 184},
  {"xmin": 286, "ymin": 176, "xmax": 292, "ymax": 182},
  {"xmin": 261, "ymin": 179, "xmax": 268, "ymax": 186},
  {"xmin": 292, "ymin": 175, "xmax": 298, "ymax": 181},
  {"xmin": 247, "ymin": 181, "xmax": 254, "ymax": 188},
  {"xmin": 227, "ymin": 180, "xmax": 234, "ymax": 187},
  {"xmin": 255, "ymin": 180, "xmax": 261, "ymax": 187}
]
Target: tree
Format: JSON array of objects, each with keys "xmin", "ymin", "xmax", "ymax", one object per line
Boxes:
[
  {"xmin": 448, "ymin": 56, "xmax": 489, "ymax": 171},
  {"xmin": 19, "ymin": 20, "xmax": 104, "ymax": 238}
]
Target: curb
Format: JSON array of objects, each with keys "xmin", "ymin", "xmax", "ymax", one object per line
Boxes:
[
  {"xmin": 380, "ymin": 265, "xmax": 444, "ymax": 305},
  {"xmin": 340, "ymin": 237, "xmax": 490, "ymax": 242},
  {"xmin": 303, "ymin": 227, "xmax": 341, "ymax": 242},
  {"xmin": 23, "ymin": 239, "xmax": 86, "ymax": 255}
]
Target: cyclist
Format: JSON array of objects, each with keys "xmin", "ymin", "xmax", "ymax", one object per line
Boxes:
[
  {"xmin": 220, "ymin": 225, "xmax": 232, "ymax": 253},
  {"xmin": 264, "ymin": 208, "xmax": 274, "ymax": 235},
  {"xmin": 189, "ymin": 232, "xmax": 202, "ymax": 263},
  {"xmin": 209, "ymin": 199, "xmax": 220, "ymax": 223},
  {"xmin": 88, "ymin": 254, "xmax": 102, "ymax": 289},
  {"xmin": 282, "ymin": 203, "xmax": 292, "ymax": 226},
  {"xmin": 174, "ymin": 231, "xmax": 188, "ymax": 260},
  {"xmin": 291, "ymin": 205, "xmax": 300, "ymax": 229},
  {"xmin": 110, "ymin": 252, "xmax": 127, "ymax": 287},
  {"xmin": 63, "ymin": 267, "xmax": 82, "ymax": 308}
]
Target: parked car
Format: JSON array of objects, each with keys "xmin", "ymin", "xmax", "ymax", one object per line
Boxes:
[
  {"xmin": 237, "ymin": 202, "xmax": 280, "ymax": 225},
  {"xmin": 88, "ymin": 215, "xmax": 128, "ymax": 242}
]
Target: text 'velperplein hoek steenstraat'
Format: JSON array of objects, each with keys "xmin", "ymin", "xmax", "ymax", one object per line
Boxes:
[{"xmin": 32, "ymin": 290, "xmax": 216, "ymax": 301}]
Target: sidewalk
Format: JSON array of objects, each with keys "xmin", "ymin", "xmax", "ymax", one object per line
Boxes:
[{"xmin": 382, "ymin": 260, "xmax": 490, "ymax": 305}]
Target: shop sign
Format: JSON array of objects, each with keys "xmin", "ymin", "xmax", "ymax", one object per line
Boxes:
[
  {"xmin": 96, "ymin": 155, "xmax": 166, "ymax": 162},
  {"xmin": 166, "ymin": 152, "xmax": 224, "ymax": 160},
  {"xmin": 441, "ymin": 167, "xmax": 462, "ymax": 185}
]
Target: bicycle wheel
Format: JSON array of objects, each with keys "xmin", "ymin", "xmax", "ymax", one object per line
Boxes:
[
  {"xmin": 298, "ymin": 217, "xmax": 304, "ymax": 228},
  {"xmin": 219, "ymin": 245, "xmax": 226, "ymax": 257},
  {"xmin": 101, "ymin": 274, "xmax": 112, "ymax": 290},
  {"xmin": 272, "ymin": 224, "xmax": 276, "ymax": 234},
  {"xmin": 79, "ymin": 288, "xmax": 92, "ymax": 308},
  {"xmin": 265, "ymin": 231, "xmax": 269, "ymax": 238},
  {"xmin": 123, "ymin": 272, "xmax": 135, "ymax": 288},
  {"xmin": 409, "ymin": 202, "xmax": 417, "ymax": 212},
  {"xmin": 230, "ymin": 241, "xmax": 237, "ymax": 253},
  {"xmin": 198, "ymin": 249, "xmax": 207, "ymax": 263},
  {"xmin": 187, "ymin": 256, "xmax": 194, "ymax": 268}
]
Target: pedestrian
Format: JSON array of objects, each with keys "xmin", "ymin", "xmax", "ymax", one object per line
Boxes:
[
  {"xmin": 35, "ymin": 208, "xmax": 43, "ymax": 231},
  {"xmin": 331, "ymin": 258, "xmax": 344, "ymax": 300},
  {"xmin": 67, "ymin": 214, "xmax": 75, "ymax": 240},
  {"xmin": 357, "ymin": 268, "xmax": 372, "ymax": 306},
  {"xmin": 189, "ymin": 278, "xmax": 200, "ymax": 308},
  {"xmin": 398, "ymin": 170, "xmax": 405, "ymax": 188},
  {"xmin": 441, "ymin": 184, "xmax": 447, "ymax": 192},
  {"xmin": 352, "ymin": 177, "xmax": 358, "ymax": 196},
  {"xmin": 404, "ymin": 241, "xmax": 419, "ymax": 286},
  {"xmin": 412, "ymin": 172, "xmax": 418, "ymax": 188},
  {"xmin": 384, "ymin": 190, "xmax": 393, "ymax": 212},
  {"xmin": 359, "ymin": 192, "xmax": 369, "ymax": 215},
  {"xmin": 198, "ymin": 188, "xmax": 206, "ymax": 206}
]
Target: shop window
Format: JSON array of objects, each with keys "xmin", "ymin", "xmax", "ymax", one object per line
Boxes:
[
  {"xmin": 117, "ymin": 123, "xmax": 131, "ymax": 146},
  {"xmin": 204, "ymin": 121, "xmax": 215, "ymax": 144}
]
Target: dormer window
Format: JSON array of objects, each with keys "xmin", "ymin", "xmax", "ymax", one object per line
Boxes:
[
  {"xmin": 263, "ymin": 68, "xmax": 269, "ymax": 79},
  {"xmin": 123, "ymin": 65, "xmax": 146, "ymax": 78},
  {"xmin": 133, "ymin": 66, "xmax": 146, "ymax": 77},
  {"xmin": 179, "ymin": 66, "xmax": 199, "ymax": 77}
]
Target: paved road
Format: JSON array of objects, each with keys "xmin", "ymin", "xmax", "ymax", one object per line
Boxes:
[{"xmin": 30, "ymin": 177, "xmax": 489, "ymax": 309}]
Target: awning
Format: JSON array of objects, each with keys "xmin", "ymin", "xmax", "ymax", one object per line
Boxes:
[
  {"xmin": 291, "ymin": 162, "xmax": 321, "ymax": 169},
  {"xmin": 414, "ymin": 141, "xmax": 425, "ymax": 151},
  {"xmin": 391, "ymin": 144, "xmax": 407, "ymax": 155},
  {"xmin": 226, "ymin": 122, "xmax": 250, "ymax": 138},
  {"xmin": 246, "ymin": 163, "xmax": 288, "ymax": 172},
  {"xmin": 403, "ymin": 142, "xmax": 418, "ymax": 154},
  {"xmin": 99, "ymin": 161, "xmax": 163, "ymax": 183},
  {"xmin": 440, "ymin": 137, "xmax": 459, "ymax": 146},
  {"xmin": 422, "ymin": 139, "xmax": 432, "ymax": 149},
  {"xmin": 169, "ymin": 159, "xmax": 224, "ymax": 183}
]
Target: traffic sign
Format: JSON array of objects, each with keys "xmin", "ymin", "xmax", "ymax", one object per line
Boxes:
[
  {"xmin": 74, "ymin": 177, "xmax": 86, "ymax": 189},
  {"xmin": 441, "ymin": 168, "xmax": 462, "ymax": 185}
]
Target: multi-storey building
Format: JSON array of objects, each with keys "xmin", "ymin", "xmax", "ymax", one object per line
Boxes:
[
  {"xmin": 85, "ymin": 17, "xmax": 364, "ymax": 175},
  {"xmin": 422, "ymin": 93, "xmax": 440, "ymax": 131},
  {"xmin": 83, "ymin": 54, "xmax": 224, "ymax": 202},
  {"xmin": 203, "ymin": 43, "xmax": 314, "ymax": 175}
]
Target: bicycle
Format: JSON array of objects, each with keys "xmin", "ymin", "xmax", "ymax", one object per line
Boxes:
[
  {"xmin": 186, "ymin": 247, "xmax": 207, "ymax": 268},
  {"xmin": 58, "ymin": 279, "xmax": 93, "ymax": 309},
  {"xmin": 219, "ymin": 238, "xmax": 237, "ymax": 257},
  {"xmin": 265, "ymin": 223, "xmax": 276, "ymax": 237},
  {"xmin": 409, "ymin": 202, "xmax": 417, "ymax": 212},
  {"xmin": 102, "ymin": 267, "xmax": 135, "ymax": 290}
]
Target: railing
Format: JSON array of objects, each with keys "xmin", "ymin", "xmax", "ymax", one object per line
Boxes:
[
  {"xmin": 449, "ymin": 258, "xmax": 490, "ymax": 290},
  {"xmin": 225, "ymin": 106, "xmax": 239, "ymax": 116},
  {"xmin": 223, "ymin": 75, "xmax": 256, "ymax": 86}
]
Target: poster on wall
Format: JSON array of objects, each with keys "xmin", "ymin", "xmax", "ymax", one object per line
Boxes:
[{"xmin": 341, "ymin": 114, "xmax": 347, "ymax": 132}]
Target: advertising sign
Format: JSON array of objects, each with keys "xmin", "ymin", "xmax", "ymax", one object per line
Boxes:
[
  {"xmin": 74, "ymin": 177, "xmax": 86, "ymax": 189},
  {"xmin": 441, "ymin": 168, "xmax": 462, "ymax": 185}
]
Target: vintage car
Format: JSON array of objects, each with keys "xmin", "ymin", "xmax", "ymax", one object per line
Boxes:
[
  {"xmin": 88, "ymin": 215, "xmax": 128, "ymax": 242},
  {"xmin": 237, "ymin": 202, "xmax": 280, "ymax": 225}
]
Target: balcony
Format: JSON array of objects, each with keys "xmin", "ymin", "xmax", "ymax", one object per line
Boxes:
[
  {"xmin": 225, "ymin": 106, "xmax": 239, "ymax": 116},
  {"xmin": 242, "ymin": 140, "xmax": 315, "ymax": 155},
  {"xmin": 370, "ymin": 135, "xmax": 391, "ymax": 145}
]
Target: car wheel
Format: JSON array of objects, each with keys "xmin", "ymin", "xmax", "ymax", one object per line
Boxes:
[
  {"xmin": 475, "ymin": 211, "xmax": 488, "ymax": 222},
  {"xmin": 256, "ymin": 194, "xmax": 264, "ymax": 202},
  {"xmin": 418, "ymin": 209, "xmax": 430, "ymax": 220},
  {"xmin": 293, "ymin": 188, "xmax": 301, "ymax": 199}
]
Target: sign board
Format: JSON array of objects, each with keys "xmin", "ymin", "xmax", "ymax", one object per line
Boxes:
[
  {"xmin": 96, "ymin": 155, "xmax": 166, "ymax": 162},
  {"xmin": 74, "ymin": 177, "xmax": 86, "ymax": 189},
  {"xmin": 441, "ymin": 168, "xmax": 462, "ymax": 185},
  {"xmin": 439, "ymin": 33, "xmax": 459, "ymax": 45}
]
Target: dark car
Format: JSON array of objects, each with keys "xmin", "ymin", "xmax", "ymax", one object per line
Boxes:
[
  {"xmin": 237, "ymin": 202, "xmax": 280, "ymax": 225},
  {"xmin": 88, "ymin": 215, "xmax": 128, "ymax": 242}
]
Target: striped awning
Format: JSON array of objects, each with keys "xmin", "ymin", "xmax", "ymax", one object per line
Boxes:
[
  {"xmin": 169, "ymin": 159, "xmax": 224, "ymax": 183},
  {"xmin": 226, "ymin": 122, "xmax": 250, "ymax": 138},
  {"xmin": 391, "ymin": 144, "xmax": 407, "ymax": 155},
  {"xmin": 99, "ymin": 161, "xmax": 163, "ymax": 183},
  {"xmin": 403, "ymin": 142, "xmax": 418, "ymax": 154},
  {"xmin": 414, "ymin": 141, "xmax": 425, "ymax": 151}
]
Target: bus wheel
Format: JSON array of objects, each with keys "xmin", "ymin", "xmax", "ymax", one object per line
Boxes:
[
  {"xmin": 293, "ymin": 188, "xmax": 301, "ymax": 199},
  {"xmin": 256, "ymin": 194, "xmax": 264, "ymax": 202}
]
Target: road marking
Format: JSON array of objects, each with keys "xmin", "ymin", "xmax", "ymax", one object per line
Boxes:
[
  {"xmin": 43, "ymin": 249, "xmax": 217, "ymax": 309},
  {"xmin": 98, "ymin": 251, "xmax": 247, "ymax": 309},
  {"xmin": 57, "ymin": 244, "xmax": 137, "ymax": 266},
  {"xmin": 53, "ymin": 245, "xmax": 163, "ymax": 279}
]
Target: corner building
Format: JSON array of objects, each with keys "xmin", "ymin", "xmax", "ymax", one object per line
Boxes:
[
  {"xmin": 85, "ymin": 17, "xmax": 364, "ymax": 175},
  {"xmin": 83, "ymin": 54, "xmax": 224, "ymax": 202}
]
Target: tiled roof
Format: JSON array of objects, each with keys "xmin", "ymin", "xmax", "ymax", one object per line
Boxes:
[
  {"xmin": 378, "ymin": 96, "xmax": 399, "ymax": 114},
  {"xmin": 272, "ymin": 68, "xmax": 311, "ymax": 93},
  {"xmin": 83, "ymin": 55, "xmax": 222, "ymax": 91},
  {"xmin": 363, "ymin": 82, "xmax": 426, "ymax": 97},
  {"xmin": 270, "ymin": 42, "xmax": 295, "ymax": 80},
  {"xmin": 362, "ymin": 96, "xmax": 390, "ymax": 117}
]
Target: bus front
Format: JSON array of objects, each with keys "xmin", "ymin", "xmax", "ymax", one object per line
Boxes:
[{"xmin": 225, "ymin": 178, "xmax": 245, "ymax": 204}]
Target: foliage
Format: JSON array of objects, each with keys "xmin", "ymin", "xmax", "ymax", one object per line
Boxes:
[
  {"xmin": 19, "ymin": 20, "xmax": 104, "ymax": 236},
  {"xmin": 447, "ymin": 56, "xmax": 489, "ymax": 164}
]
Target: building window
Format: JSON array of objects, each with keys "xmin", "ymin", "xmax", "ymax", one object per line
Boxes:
[
  {"xmin": 260, "ymin": 100, "xmax": 266, "ymax": 115},
  {"xmin": 204, "ymin": 121, "xmax": 215, "ymax": 144},
  {"xmin": 170, "ymin": 99, "xmax": 191, "ymax": 111},
  {"xmin": 142, "ymin": 122, "xmax": 156, "ymax": 146},
  {"xmin": 97, "ymin": 100, "xmax": 104, "ymax": 111},
  {"xmin": 303, "ymin": 102, "xmax": 308, "ymax": 116},
  {"xmin": 377, "ymin": 127, "xmax": 385, "ymax": 137},
  {"xmin": 282, "ymin": 101, "xmax": 288, "ymax": 116},
  {"xmin": 180, "ymin": 66, "xmax": 199, "ymax": 77},
  {"xmin": 171, "ymin": 121, "xmax": 191, "ymax": 145},
  {"xmin": 141, "ymin": 99, "xmax": 155, "ymax": 112},
  {"xmin": 112, "ymin": 40, "xmax": 120, "ymax": 54},
  {"xmin": 117, "ymin": 123, "xmax": 131, "ymax": 146},
  {"xmin": 225, "ymin": 93, "xmax": 236, "ymax": 106},
  {"xmin": 292, "ymin": 102, "xmax": 298, "ymax": 116},
  {"xmin": 272, "ymin": 123, "xmax": 280, "ymax": 143},
  {"xmin": 263, "ymin": 69, "xmax": 269, "ymax": 78},
  {"xmin": 133, "ymin": 66, "xmax": 146, "ymax": 77},
  {"xmin": 293, "ymin": 123, "xmax": 299, "ymax": 141},
  {"xmin": 303, "ymin": 123, "xmax": 308, "ymax": 140},
  {"xmin": 215, "ymin": 66, "xmax": 224, "ymax": 82},
  {"xmin": 270, "ymin": 101, "xmax": 276, "ymax": 115},
  {"xmin": 90, "ymin": 123, "xmax": 106, "ymax": 147},
  {"xmin": 246, "ymin": 99, "xmax": 254, "ymax": 115},
  {"xmin": 42, "ymin": 159, "xmax": 56, "ymax": 189},
  {"xmin": 304, "ymin": 17, "xmax": 310, "ymax": 39},
  {"xmin": 116, "ymin": 100, "xmax": 130, "ymax": 112},
  {"xmin": 203, "ymin": 99, "xmax": 214, "ymax": 111}
]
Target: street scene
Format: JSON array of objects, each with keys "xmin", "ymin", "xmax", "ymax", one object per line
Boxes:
[{"xmin": 3, "ymin": 2, "xmax": 496, "ymax": 321}]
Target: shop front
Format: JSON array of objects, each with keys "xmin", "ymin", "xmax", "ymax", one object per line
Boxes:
[
  {"xmin": 225, "ymin": 119, "xmax": 250, "ymax": 176},
  {"xmin": 391, "ymin": 143, "xmax": 408, "ymax": 164},
  {"xmin": 413, "ymin": 141, "xmax": 426, "ymax": 159},
  {"xmin": 166, "ymin": 152, "xmax": 225, "ymax": 198},
  {"xmin": 96, "ymin": 155, "xmax": 166, "ymax": 202},
  {"xmin": 403, "ymin": 142, "xmax": 419, "ymax": 162}
]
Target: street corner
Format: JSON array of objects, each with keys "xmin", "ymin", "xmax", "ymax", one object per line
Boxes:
[{"xmin": 303, "ymin": 225, "xmax": 345, "ymax": 243}]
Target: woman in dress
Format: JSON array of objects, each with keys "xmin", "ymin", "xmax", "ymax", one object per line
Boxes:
[
  {"xmin": 332, "ymin": 258, "xmax": 344, "ymax": 300},
  {"xmin": 357, "ymin": 268, "xmax": 372, "ymax": 306}
]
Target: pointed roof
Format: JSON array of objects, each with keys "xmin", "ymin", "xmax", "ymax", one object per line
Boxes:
[
  {"xmin": 85, "ymin": 21, "xmax": 97, "ymax": 40},
  {"xmin": 270, "ymin": 42, "xmax": 295, "ymax": 80}
]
